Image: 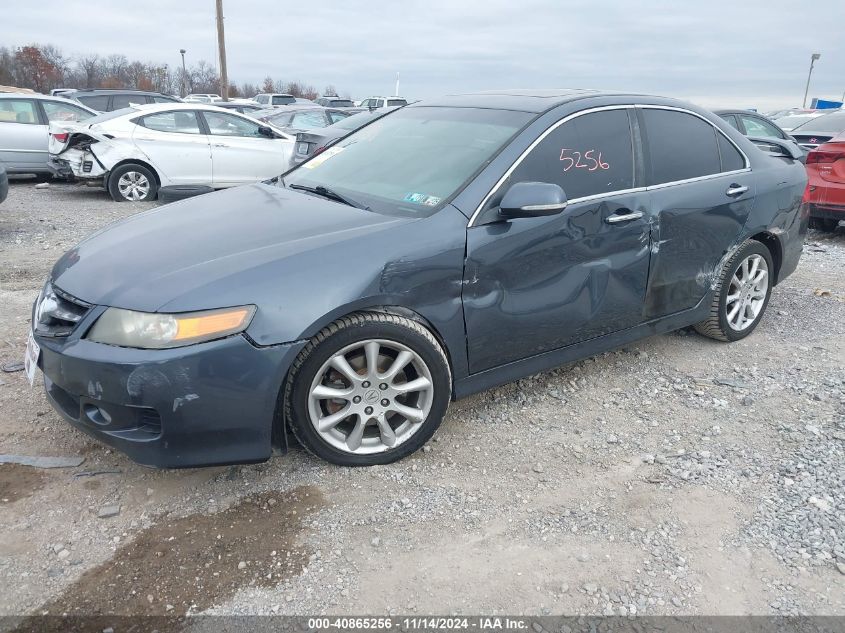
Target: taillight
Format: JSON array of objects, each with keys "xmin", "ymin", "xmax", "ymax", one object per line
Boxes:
[
  {"xmin": 312, "ymin": 146, "xmax": 326, "ymax": 156},
  {"xmin": 802, "ymin": 183, "xmax": 812, "ymax": 204},
  {"xmin": 806, "ymin": 149, "xmax": 845, "ymax": 164},
  {"xmin": 52, "ymin": 132, "xmax": 68, "ymax": 143}
]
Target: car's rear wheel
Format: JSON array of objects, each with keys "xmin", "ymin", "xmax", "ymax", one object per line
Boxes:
[
  {"xmin": 694, "ymin": 240, "xmax": 773, "ymax": 342},
  {"xmin": 284, "ymin": 312, "xmax": 451, "ymax": 466},
  {"xmin": 108, "ymin": 163, "xmax": 158, "ymax": 202}
]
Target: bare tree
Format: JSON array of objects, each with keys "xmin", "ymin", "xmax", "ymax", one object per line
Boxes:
[
  {"xmin": 77, "ymin": 54, "xmax": 100, "ymax": 88},
  {"xmin": 323, "ymin": 84, "xmax": 337, "ymax": 96}
]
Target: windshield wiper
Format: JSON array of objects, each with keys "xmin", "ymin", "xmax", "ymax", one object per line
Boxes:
[{"xmin": 288, "ymin": 183, "xmax": 369, "ymax": 210}]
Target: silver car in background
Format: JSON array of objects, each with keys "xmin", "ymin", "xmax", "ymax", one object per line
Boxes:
[{"xmin": 0, "ymin": 93, "xmax": 96, "ymax": 176}]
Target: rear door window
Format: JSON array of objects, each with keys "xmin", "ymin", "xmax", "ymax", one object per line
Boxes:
[
  {"xmin": 137, "ymin": 110, "xmax": 202, "ymax": 134},
  {"xmin": 76, "ymin": 95, "xmax": 110, "ymax": 111},
  {"xmin": 740, "ymin": 114, "xmax": 784, "ymax": 139},
  {"xmin": 113, "ymin": 94, "xmax": 146, "ymax": 109},
  {"xmin": 642, "ymin": 109, "xmax": 721, "ymax": 185},
  {"xmin": 203, "ymin": 111, "xmax": 263, "ymax": 137},
  {"xmin": 290, "ymin": 111, "xmax": 329, "ymax": 129},
  {"xmin": 0, "ymin": 99, "xmax": 39, "ymax": 124},
  {"xmin": 42, "ymin": 100, "xmax": 92, "ymax": 122},
  {"xmin": 720, "ymin": 114, "xmax": 740, "ymax": 131},
  {"xmin": 506, "ymin": 108, "xmax": 635, "ymax": 200},
  {"xmin": 387, "ymin": 99, "xmax": 407, "ymax": 107},
  {"xmin": 716, "ymin": 133, "xmax": 746, "ymax": 172}
]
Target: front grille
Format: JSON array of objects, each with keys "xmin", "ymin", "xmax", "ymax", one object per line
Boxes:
[
  {"xmin": 34, "ymin": 282, "xmax": 92, "ymax": 337},
  {"xmin": 793, "ymin": 134, "xmax": 833, "ymax": 150}
]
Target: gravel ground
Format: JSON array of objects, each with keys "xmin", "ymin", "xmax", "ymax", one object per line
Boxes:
[{"xmin": 0, "ymin": 179, "xmax": 843, "ymax": 620}]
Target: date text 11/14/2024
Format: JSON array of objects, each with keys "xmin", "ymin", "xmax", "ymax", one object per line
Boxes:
[{"xmin": 306, "ymin": 616, "xmax": 531, "ymax": 630}]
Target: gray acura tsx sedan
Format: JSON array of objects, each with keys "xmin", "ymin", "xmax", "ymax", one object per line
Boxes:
[{"xmin": 29, "ymin": 89, "xmax": 808, "ymax": 468}]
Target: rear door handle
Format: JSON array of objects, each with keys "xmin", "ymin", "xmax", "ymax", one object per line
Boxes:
[
  {"xmin": 213, "ymin": 143, "xmax": 229, "ymax": 148},
  {"xmin": 726, "ymin": 184, "xmax": 749, "ymax": 197},
  {"xmin": 605, "ymin": 210, "xmax": 643, "ymax": 224}
]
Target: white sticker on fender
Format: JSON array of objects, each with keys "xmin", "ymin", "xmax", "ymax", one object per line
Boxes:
[{"xmin": 24, "ymin": 330, "xmax": 40, "ymax": 387}]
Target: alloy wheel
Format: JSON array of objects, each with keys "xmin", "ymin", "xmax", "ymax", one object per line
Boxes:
[
  {"xmin": 725, "ymin": 254, "xmax": 769, "ymax": 331},
  {"xmin": 117, "ymin": 171, "xmax": 151, "ymax": 201},
  {"xmin": 307, "ymin": 339, "xmax": 434, "ymax": 454}
]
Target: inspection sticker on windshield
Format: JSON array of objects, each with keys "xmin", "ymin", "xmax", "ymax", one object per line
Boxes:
[
  {"xmin": 404, "ymin": 193, "xmax": 441, "ymax": 206},
  {"xmin": 24, "ymin": 330, "xmax": 40, "ymax": 387},
  {"xmin": 303, "ymin": 146, "xmax": 345, "ymax": 169}
]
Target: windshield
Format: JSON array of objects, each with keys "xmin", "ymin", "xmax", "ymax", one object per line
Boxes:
[
  {"xmin": 791, "ymin": 112, "xmax": 845, "ymax": 134},
  {"xmin": 285, "ymin": 106, "xmax": 531, "ymax": 216}
]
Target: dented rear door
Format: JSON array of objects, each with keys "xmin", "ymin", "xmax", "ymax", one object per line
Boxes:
[{"xmin": 637, "ymin": 107, "xmax": 755, "ymax": 319}]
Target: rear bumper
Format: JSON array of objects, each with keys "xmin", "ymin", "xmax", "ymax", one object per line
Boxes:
[
  {"xmin": 48, "ymin": 150, "xmax": 107, "ymax": 181},
  {"xmin": 808, "ymin": 203, "xmax": 845, "ymax": 220},
  {"xmin": 37, "ymin": 331, "xmax": 305, "ymax": 468}
]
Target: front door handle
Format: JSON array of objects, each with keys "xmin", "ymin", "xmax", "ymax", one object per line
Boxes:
[
  {"xmin": 212, "ymin": 143, "xmax": 229, "ymax": 148},
  {"xmin": 605, "ymin": 210, "xmax": 643, "ymax": 224},
  {"xmin": 726, "ymin": 184, "xmax": 749, "ymax": 197}
]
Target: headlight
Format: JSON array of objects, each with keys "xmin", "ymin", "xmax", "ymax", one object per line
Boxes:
[{"xmin": 86, "ymin": 306, "xmax": 255, "ymax": 349}]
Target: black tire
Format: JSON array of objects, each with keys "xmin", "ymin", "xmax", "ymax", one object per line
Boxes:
[
  {"xmin": 283, "ymin": 312, "xmax": 451, "ymax": 466},
  {"xmin": 694, "ymin": 239, "xmax": 774, "ymax": 342},
  {"xmin": 158, "ymin": 184, "xmax": 214, "ymax": 204},
  {"xmin": 107, "ymin": 163, "xmax": 158, "ymax": 202},
  {"xmin": 809, "ymin": 217, "xmax": 839, "ymax": 232}
]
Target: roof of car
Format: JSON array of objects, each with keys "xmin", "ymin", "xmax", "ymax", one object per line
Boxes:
[
  {"xmin": 75, "ymin": 89, "xmax": 173, "ymax": 95},
  {"xmin": 408, "ymin": 89, "xmax": 615, "ymax": 112},
  {"xmin": 713, "ymin": 109, "xmax": 769, "ymax": 116},
  {"xmin": 0, "ymin": 92, "xmax": 98, "ymax": 110}
]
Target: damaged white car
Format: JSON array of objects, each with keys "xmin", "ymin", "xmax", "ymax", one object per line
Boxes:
[{"xmin": 48, "ymin": 103, "xmax": 294, "ymax": 201}]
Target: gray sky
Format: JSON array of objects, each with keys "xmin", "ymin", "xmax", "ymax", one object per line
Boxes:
[{"xmin": 4, "ymin": 0, "xmax": 844, "ymax": 109}]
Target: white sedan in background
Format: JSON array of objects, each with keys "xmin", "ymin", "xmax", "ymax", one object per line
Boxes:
[{"xmin": 48, "ymin": 103, "xmax": 294, "ymax": 201}]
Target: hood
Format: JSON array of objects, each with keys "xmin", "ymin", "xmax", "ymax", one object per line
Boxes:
[{"xmin": 51, "ymin": 183, "xmax": 411, "ymax": 312}]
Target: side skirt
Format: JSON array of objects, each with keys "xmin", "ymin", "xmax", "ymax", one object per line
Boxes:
[{"xmin": 453, "ymin": 298, "xmax": 711, "ymax": 400}]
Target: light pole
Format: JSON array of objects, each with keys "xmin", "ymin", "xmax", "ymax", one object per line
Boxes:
[
  {"xmin": 215, "ymin": 0, "xmax": 229, "ymax": 101},
  {"xmin": 179, "ymin": 49, "xmax": 187, "ymax": 98},
  {"xmin": 802, "ymin": 53, "xmax": 821, "ymax": 108}
]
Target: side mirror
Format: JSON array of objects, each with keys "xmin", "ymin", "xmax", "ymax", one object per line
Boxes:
[
  {"xmin": 499, "ymin": 182, "xmax": 568, "ymax": 219},
  {"xmin": 258, "ymin": 125, "xmax": 275, "ymax": 138}
]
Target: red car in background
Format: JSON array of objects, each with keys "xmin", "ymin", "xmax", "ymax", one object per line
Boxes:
[{"xmin": 805, "ymin": 133, "xmax": 845, "ymax": 232}]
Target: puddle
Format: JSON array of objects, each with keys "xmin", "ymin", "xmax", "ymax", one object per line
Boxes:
[
  {"xmin": 0, "ymin": 464, "xmax": 46, "ymax": 503},
  {"xmin": 16, "ymin": 485, "xmax": 322, "ymax": 630}
]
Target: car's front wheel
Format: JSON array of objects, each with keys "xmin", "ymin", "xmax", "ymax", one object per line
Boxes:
[
  {"xmin": 694, "ymin": 239, "xmax": 773, "ymax": 342},
  {"xmin": 108, "ymin": 163, "xmax": 158, "ymax": 202},
  {"xmin": 284, "ymin": 312, "xmax": 451, "ymax": 466}
]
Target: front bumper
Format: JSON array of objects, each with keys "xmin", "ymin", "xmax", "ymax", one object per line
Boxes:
[{"xmin": 37, "ymin": 328, "xmax": 305, "ymax": 468}]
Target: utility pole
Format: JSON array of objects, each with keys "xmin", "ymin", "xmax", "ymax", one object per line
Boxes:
[
  {"xmin": 215, "ymin": 0, "xmax": 229, "ymax": 101},
  {"xmin": 802, "ymin": 53, "xmax": 820, "ymax": 109},
  {"xmin": 395, "ymin": 72, "xmax": 400, "ymax": 96},
  {"xmin": 179, "ymin": 49, "xmax": 187, "ymax": 98}
]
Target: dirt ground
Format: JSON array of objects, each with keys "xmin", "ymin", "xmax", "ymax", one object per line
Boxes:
[{"xmin": 0, "ymin": 179, "xmax": 843, "ymax": 621}]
